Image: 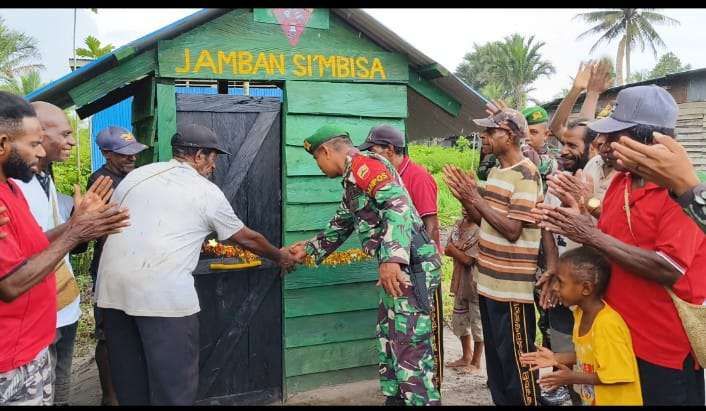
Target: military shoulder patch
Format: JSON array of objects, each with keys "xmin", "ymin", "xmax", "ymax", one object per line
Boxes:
[{"xmin": 351, "ymin": 155, "xmax": 393, "ymax": 197}]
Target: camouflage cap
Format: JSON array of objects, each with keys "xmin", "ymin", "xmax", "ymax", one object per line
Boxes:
[
  {"xmin": 303, "ymin": 124, "xmax": 350, "ymax": 154},
  {"xmin": 473, "ymin": 108, "xmax": 529, "ymax": 137},
  {"xmin": 522, "ymin": 106, "xmax": 549, "ymax": 125}
]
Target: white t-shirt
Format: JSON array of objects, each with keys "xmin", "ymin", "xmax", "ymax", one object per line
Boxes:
[
  {"xmin": 583, "ymin": 155, "xmax": 617, "ymax": 202},
  {"xmin": 95, "ymin": 160, "xmax": 245, "ymax": 317},
  {"xmin": 13, "ymin": 174, "xmax": 81, "ymax": 328}
]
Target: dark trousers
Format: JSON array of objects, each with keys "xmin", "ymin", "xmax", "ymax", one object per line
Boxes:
[
  {"xmin": 102, "ymin": 308, "xmax": 200, "ymax": 405},
  {"xmin": 637, "ymin": 355, "xmax": 705, "ymax": 405},
  {"xmin": 479, "ymin": 295, "xmax": 540, "ymax": 406},
  {"xmin": 49, "ymin": 321, "xmax": 78, "ymax": 405}
]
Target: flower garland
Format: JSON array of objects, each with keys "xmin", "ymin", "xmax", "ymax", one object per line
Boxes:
[
  {"xmin": 202, "ymin": 239, "xmax": 373, "ymax": 267},
  {"xmin": 202, "ymin": 239, "xmax": 261, "ymax": 263},
  {"xmin": 303, "ymin": 248, "xmax": 372, "ymax": 267}
]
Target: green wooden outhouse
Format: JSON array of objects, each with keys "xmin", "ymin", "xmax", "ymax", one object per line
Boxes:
[{"xmin": 27, "ymin": 8, "xmax": 487, "ymax": 404}]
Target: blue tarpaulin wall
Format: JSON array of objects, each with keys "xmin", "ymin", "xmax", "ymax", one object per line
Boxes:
[{"xmin": 90, "ymin": 86, "xmax": 283, "ymax": 171}]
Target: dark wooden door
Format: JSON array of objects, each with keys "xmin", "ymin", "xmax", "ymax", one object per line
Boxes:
[{"xmin": 175, "ymin": 94, "xmax": 282, "ymax": 405}]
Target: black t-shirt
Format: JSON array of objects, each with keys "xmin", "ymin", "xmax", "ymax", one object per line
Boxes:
[
  {"xmin": 87, "ymin": 165, "xmax": 127, "ymax": 285},
  {"xmin": 548, "ymin": 304, "xmax": 574, "ymax": 335}
]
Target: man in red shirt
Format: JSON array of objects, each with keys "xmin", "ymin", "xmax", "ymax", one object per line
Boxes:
[
  {"xmin": 535, "ymin": 85, "xmax": 705, "ymax": 405},
  {"xmin": 359, "ymin": 124, "xmax": 445, "ymax": 389},
  {"xmin": 359, "ymin": 125, "xmax": 441, "ymax": 249},
  {"xmin": 0, "ymin": 92, "xmax": 129, "ymax": 405}
]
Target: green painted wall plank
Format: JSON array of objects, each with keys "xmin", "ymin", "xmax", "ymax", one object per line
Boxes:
[
  {"xmin": 286, "ymin": 82, "xmax": 407, "ymax": 118},
  {"xmin": 285, "ymin": 203, "xmax": 340, "ymax": 231},
  {"xmin": 408, "ymin": 68, "xmax": 461, "ymax": 117},
  {"xmin": 156, "ymin": 79, "xmax": 177, "ymax": 161},
  {"xmin": 285, "ymin": 339, "xmax": 377, "ymax": 377},
  {"xmin": 284, "ymin": 260, "xmax": 378, "ymax": 290},
  {"xmin": 285, "ymin": 114, "xmax": 405, "ymax": 147},
  {"xmin": 285, "ymin": 146, "xmax": 322, "ymax": 176},
  {"xmin": 286, "ymin": 176, "xmax": 342, "ymax": 203},
  {"xmin": 68, "ymin": 50, "xmax": 156, "ymax": 107},
  {"xmin": 253, "ymin": 8, "xmax": 330, "ymax": 30},
  {"xmin": 285, "ymin": 365, "xmax": 377, "ymax": 395},
  {"xmin": 285, "ymin": 309, "xmax": 377, "ymax": 348},
  {"xmin": 157, "ymin": 11, "xmax": 406, "ymax": 82},
  {"xmin": 284, "ymin": 281, "xmax": 379, "ymax": 318}
]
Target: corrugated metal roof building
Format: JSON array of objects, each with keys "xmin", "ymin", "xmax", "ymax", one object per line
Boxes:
[{"xmin": 543, "ymin": 68, "xmax": 706, "ymax": 170}]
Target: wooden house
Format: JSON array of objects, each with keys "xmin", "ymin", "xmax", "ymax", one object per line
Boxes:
[
  {"xmin": 543, "ymin": 68, "xmax": 706, "ymax": 170},
  {"xmin": 27, "ymin": 8, "xmax": 487, "ymax": 404}
]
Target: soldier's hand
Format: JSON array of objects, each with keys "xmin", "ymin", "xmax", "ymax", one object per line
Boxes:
[
  {"xmin": 377, "ymin": 262, "xmax": 410, "ymax": 298},
  {"xmin": 0, "ymin": 205, "xmax": 8, "ymax": 239},
  {"xmin": 277, "ymin": 248, "xmax": 299, "ymax": 274},
  {"xmin": 287, "ymin": 241, "xmax": 308, "ymax": 263}
]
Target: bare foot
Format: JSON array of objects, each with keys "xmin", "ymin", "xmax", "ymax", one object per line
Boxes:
[
  {"xmin": 456, "ymin": 364, "xmax": 481, "ymax": 374},
  {"xmin": 446, "ymin": 358, "xmax": 472, "ymax": 368}
]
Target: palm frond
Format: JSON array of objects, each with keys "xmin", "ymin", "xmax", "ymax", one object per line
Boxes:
[{"xmin": 640, "ymin": 11, "xmax": 680, "ymax": 26}]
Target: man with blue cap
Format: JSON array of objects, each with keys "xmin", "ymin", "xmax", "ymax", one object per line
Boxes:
[
  {"xmin": 535, "ymin": 85, "xmax": 706, "ymax": 405},
  {"xmin": 86, "ymin": 125, "xmax": 147, "ymax": 405}
]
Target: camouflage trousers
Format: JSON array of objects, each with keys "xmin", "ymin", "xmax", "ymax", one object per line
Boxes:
[
  {"xmin": 0, "ymin": 348, "xmax": 54, "ymax": 405},
  {"xmin": 376, "ymin": 268, "xmax": 442, "ymax": 406}
]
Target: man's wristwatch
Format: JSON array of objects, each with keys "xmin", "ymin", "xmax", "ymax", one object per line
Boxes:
[{"xmin": 586, "ymin": 197, "xmax": 601, "ymax": 214}]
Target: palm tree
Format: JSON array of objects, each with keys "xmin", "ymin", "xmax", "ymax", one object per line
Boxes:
[
  {"xmin": 494, "ymin": 34, "xmax": 555, "ymax": 109},
  {"xmin": 574, "ymin": 9, "xmax": 679, "ymax": 85},
  {"xmin": 0, "ymin": 17, "xmax": 43, "ymax": 86},
  {"xmin": 0, "ymin": 70, "xmax": 43, "ymax": 96},
  {"xmin": 76, "ymin": 35, "xmax": 114, "ymax": 59}
]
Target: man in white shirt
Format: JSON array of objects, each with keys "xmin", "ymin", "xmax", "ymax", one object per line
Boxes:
[
  {"xmin": 582, "ymin": 134, "xmax": 617, "ymax": 217},
  {"xmin": 96, "ymin": 124, "xmax": 300, "ymax": 405},
  {"xmin": 13, "ymin": 101, "xmax": 81, "ymax": 406}
]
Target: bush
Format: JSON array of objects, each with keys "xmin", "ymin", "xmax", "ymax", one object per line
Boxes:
[
  {"xmin": 408, "ymin": 143, "xmax": 480, "ymax": 228},
  {"xmin": 408, "ymin": 143, "xmax": 479, "ymax": 175}
]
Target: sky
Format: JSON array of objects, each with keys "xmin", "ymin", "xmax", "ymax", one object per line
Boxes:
[{"xmin": 2, "ymin": 8, "xmax": 705, "ymax": 104}]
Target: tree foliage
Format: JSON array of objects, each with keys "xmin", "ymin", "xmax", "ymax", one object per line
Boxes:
[
  {"xmin": 627, "ymin": 52, "xmax": 691, "ymax": 83},
  {"xmin": 649, "ymin": 52, "xmax": 691, "ymax": 78},
  {"xmin": 455, "ymin": 34, "xmax": 555, "ymax": 109},
  {"xmin": 75, "ymin": 35, "xmax": 115, "ymax": 59},
  {"xmin": 0, "ymin": 17, "xmax": 43, "ymax": 86},
  {"xmin": 574, "ymin": 9, "xmax": 679, "ymax": 85},
  {"xmin": 0, "ymin": 69, "xmax": 43, "ymax": 96}
]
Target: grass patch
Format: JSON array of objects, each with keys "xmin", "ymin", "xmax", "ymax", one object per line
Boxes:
[{"xmin": 70, "ymin": 245, "xmax": 97, "ymax": 358}]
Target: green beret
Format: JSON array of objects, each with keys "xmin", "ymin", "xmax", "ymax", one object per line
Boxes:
[
  {"xmin": 522, "ymin": 106, "xmax": 548, "ymax": 125},
  {"xmin": 303, "ymin": 124, "xmax": 350, "ymax": 154}
]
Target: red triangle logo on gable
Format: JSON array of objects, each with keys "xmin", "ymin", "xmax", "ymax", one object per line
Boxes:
[{"xmin": 272, "ymin": 8, "xmax": 313, "ymax": 46}]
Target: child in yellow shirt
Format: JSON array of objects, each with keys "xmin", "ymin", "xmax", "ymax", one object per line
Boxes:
[{"xmin": 520, "ymin": 246, "xmax": 642, "ymax": 405}]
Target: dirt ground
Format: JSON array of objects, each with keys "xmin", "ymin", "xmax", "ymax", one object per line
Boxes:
[{"xmin": 69, "ymin": 325, "xmax": 491, "ymax": 406}]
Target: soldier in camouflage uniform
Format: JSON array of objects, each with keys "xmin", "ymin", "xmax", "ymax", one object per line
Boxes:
[
  {"xmin": 522, "ymin": 106, "xmax": 558, "ymax": 193},
  {"xmin": 289, "ymin": 124, "xmax": 443, "ymax": 406}
]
